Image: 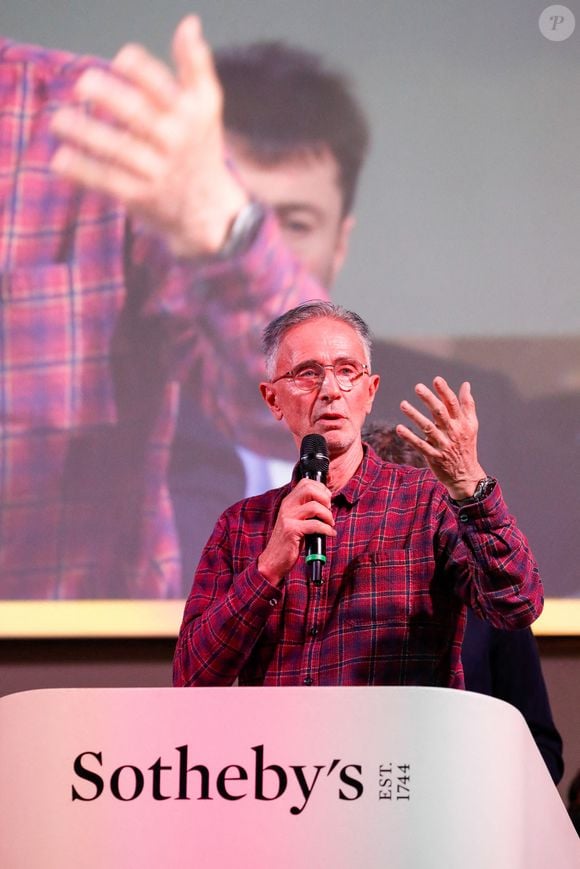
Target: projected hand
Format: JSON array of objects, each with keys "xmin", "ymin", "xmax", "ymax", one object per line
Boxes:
[{"xmin": 51, "ymin": 15, "xmax": 247, "ymax": 257}]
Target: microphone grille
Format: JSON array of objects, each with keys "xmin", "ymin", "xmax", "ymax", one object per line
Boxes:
[{"xmin": 300, "ymin": 434, "xmax": 329, "ymax": 476}]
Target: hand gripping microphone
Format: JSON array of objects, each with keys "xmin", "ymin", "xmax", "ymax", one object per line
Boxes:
[{"xmin": 299, "ymin": 434, "xmax": 330, "ymax": 586}]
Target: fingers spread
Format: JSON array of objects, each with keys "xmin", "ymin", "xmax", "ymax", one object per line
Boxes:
[
  {"xmin": 72, "ymin": 68, "xmax": 170, "ymax": 147},
  {"xmin": 400, "ymin": 398, "xmax": 445, "ymax": 446},
  {"xmin": 112, "ymin": 44, "xmax": 178, "ymax": 110},
  {"xmin": 458, "ymin": 380, "xmax": 476, "ymax": 413},
  {"xmin": 395, "ymin": 423, "xmax": 439, "ymax": 457},
  {"xmin": 51, "ymin": 108, "xmax": 162, "ymax": 179},
  {"xmin": 50, "ymin": 16, "xmax": 242, "ymax": 256},
  {"xmin": 51, "ymin": 146, "xmax": 151, "ymax": 206},
  {"xmin": 433, "ymin": 376, "xmax": 461, "ymax": 418}
]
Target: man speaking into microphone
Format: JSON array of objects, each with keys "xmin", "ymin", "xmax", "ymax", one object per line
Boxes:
[{"xmin": 173, "ymin": 301, "xmax": 543, "ymax": 688}]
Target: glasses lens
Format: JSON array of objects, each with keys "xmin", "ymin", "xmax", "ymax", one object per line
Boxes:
[
  {"xmin": 292, "ymin": 361, "xmax": 364, "ymax": 391},
  {"xmin": 334, "ymin": 361, "xmax": 363, "ymax": 390},
  {"xmin": 293, "ymin": 363, "xmax": 325, "ymax": 391}
]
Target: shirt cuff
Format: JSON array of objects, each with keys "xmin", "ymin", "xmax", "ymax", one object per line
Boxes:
[{"xmin": 229, "ymin": 560, "xmax": 284, "ymax": 622}]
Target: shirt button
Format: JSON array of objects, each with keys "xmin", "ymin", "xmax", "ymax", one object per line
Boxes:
[
  {"xmin": 310, "ymin": 627, "xmax": 319, "ymax": 637},
  {"xmin": 459, "ymin": 512, "xmax": 469, "ymax": 523},
  {"xmin": 303, "ymin": 676, "xmax": 313, "ymax": 686},
  {"xmin": 269, "ymin": 598, "xmax": 278, "ymax": 606}
]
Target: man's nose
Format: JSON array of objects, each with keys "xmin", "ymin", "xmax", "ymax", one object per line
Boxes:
[{"xmin": 319, "ymin": 366, "xmax": 342, "ymax": 398}]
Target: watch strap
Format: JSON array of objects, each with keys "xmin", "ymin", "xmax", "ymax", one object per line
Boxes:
[
  {"xmin": 218, "ymin": 200, "xmax": 266, "ymax": 259},
  {"xmin": 451, "ymin": 476, "xmax": 495, "ymax": 507}
]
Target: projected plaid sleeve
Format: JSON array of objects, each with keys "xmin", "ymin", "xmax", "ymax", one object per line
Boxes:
[
  {"xmin": 174, "ymin": 448, "xmax": 543, "ymax": 688},
  {"xmin": 0, "ymin": 38, "xmax": 324, "ymax": 599}
]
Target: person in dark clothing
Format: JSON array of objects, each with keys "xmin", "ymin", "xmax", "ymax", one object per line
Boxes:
[
  {"xmin": 461, "ymin": 608, "xmax": 563, "ymax": 785},
  {"xmin": 568, "ymin": 770, "xmax": 580, "ymax": 835}
]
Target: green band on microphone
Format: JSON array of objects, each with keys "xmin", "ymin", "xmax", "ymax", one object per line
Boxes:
[{"xmin": 305, "ymin": 553, "xmax": 327, "ymax": 564}]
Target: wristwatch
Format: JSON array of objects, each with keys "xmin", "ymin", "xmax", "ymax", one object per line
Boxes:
[
  {"xmin": 451, "ymin": 476, "xmax": 495, "ymax": 507},
  {"xmin": 218, "ymin": 200, "xmax": 266, "ymax": 259}
]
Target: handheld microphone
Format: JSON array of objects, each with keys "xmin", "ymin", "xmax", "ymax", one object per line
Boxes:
[{"xmin": 299, "ymin": 434, "xmax": 330, "ymax": 586}]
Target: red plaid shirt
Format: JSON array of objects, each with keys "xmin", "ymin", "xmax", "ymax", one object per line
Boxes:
[
  {"xmin": 173, "ymin": 448, "xmax": 543, "ymax": 688},
  {"xmin": 0, "ymin": 38, "xmax": 322, "ymax": 599}
]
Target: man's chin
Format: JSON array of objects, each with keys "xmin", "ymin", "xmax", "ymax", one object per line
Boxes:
[
  {"xmin": 320, "ymin": 428, "xmax": 351, "ymax": 456},
  {"xmin": 302, "ymin": 418, "xmax": 354, "ymax": 452},
  {"xmin": 314, "ymin": 422, "xmax": 344, "ymax": 443}
]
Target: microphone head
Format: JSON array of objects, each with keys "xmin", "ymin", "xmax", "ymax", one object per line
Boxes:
[{"xmin": 299, "ymin": 434, "xmax": 329, "ymax": 481}]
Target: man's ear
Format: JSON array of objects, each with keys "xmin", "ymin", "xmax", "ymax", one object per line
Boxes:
[
  {"xmin": 365, "ymin": 373, "xmax": 380, "ymax": 415},
  {"xmin": 259, "ymin": 382, "xmax": 284, "ymax": 421},
  {"xmin": 329, "ymin": 213, "xmax": 355, "ymax": 284}
]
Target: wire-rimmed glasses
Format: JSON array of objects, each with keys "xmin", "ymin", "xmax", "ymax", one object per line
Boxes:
[{"xmin": 271, "ymin": 359, "xmax": 369, "ymax": 392}]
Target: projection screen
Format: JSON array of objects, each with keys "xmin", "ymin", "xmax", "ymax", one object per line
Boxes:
[{"xmin": 1, "ymin": 1, "xmax": 578, "ymax": 636}]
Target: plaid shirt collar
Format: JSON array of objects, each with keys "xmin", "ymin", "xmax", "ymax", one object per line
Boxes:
[{"xmin": 290, "ymin": 441, "xmax": 383, "ymax": 506}]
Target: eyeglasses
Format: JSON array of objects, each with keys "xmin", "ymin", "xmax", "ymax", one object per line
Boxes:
[{"xmin": 271, "ymin": 359, "xmax": 370, "ymax": 392}]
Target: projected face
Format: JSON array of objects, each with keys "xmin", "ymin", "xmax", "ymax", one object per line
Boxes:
[{"xmin": 227, "ymin": 138, "xmax": 354, "ymax": 287}]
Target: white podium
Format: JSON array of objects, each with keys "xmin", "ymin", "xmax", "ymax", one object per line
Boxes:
[{"xmin": 0, "ymin": 686, "xmax": 578, "ymax": 868}]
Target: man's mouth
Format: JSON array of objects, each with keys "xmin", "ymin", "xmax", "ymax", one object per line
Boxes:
[{"xmin": 316, "ymin": 412, "xmax": 345, "ymax": 423}]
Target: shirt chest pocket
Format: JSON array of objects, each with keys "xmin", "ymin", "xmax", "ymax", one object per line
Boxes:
[
  {"xmin": 341, "ymin": 550, "xmax": 437, "ymax": 626},
  {"xmin": 1, "ymin": 263, "xmax": 123, "ymax": 430}
]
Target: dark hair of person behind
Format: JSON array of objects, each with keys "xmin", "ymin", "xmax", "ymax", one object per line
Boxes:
[
  {"xmin": 363, "ymin": 421, "xmax": 428, "ymax": 469},
  {"xmin": 215, "ymin": 42, "xmax": 370, "ymax": 215}
]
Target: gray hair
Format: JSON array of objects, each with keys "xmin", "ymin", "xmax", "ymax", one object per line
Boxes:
[{"xmin": 262, "ymin": 300, "xmax": 373, "ymax": 379}]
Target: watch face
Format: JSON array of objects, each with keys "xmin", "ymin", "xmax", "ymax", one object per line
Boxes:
[{"xmin": 474, "ymin": 477, "xmax": 494, "ymax": 500}]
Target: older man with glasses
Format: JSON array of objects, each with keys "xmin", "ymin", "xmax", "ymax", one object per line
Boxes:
[{"xmin": 173, "ymin": 300, "xmax": 543, "ymax": 689}]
